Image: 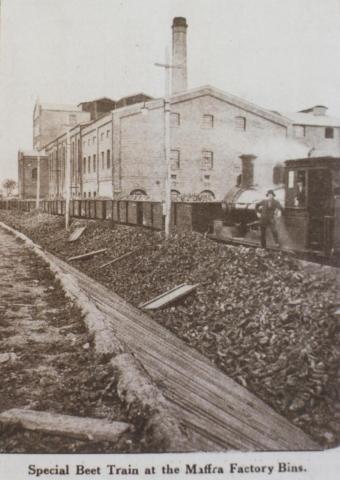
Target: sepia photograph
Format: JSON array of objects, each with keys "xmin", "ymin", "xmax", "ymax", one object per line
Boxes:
[{"xmin": 0, "ymin": 0, "xmax": 339, "ymax": 477}]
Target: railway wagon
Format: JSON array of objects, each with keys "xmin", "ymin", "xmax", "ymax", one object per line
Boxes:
[{"xmin": 212, "ymin": 156, "xmax": 340, "ymax": 263}]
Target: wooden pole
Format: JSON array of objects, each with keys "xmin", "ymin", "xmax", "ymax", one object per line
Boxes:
[
  {"xmin": 164, "ymin": 47, "xmax": 171, "ymax": 239},
  {"xmin": 35, "ymin": 154, "xmax": 40, "ymax": 209},
  {"xmin": 65, "ymin": 130, "xmax": 71, "ymax": 230}
]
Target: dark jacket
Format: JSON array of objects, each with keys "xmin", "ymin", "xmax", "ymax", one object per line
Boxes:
[{"xmin": 255, "ymin": 198, "xmax": 283, "ymax": 225}]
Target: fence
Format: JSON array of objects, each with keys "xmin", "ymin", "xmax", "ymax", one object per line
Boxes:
[{"xmin": 0, "ymin": 199, "xmax": 223, "ymax": 234}]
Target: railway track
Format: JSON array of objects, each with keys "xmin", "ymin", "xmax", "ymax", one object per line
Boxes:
[{"xmin": 209, "ymin": 234, "xmax": 340, "ymax": 267}]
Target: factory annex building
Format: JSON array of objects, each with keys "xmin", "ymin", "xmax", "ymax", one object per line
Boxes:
[{"xmin": 18, "ymin": 17, "xmax": 340, "ymax": 202}]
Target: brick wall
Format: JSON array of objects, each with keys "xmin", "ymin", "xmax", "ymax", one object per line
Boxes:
[
  {"xmin": 18, "ymin": 154, "xmax": 49, "ymax": 199},
  {"xmin": 113, "ymin": 93, "xmax": 288, "ymax": 201}
]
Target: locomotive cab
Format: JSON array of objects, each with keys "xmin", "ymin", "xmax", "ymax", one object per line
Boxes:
[{"xmin": 284, "ymin": 156, "xmax": 340, "ymax": 256}]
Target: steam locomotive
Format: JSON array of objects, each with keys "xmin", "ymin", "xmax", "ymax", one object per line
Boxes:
[{"xmin": 212, "ymin": 156, "xmax": 340, "ymax": 264}]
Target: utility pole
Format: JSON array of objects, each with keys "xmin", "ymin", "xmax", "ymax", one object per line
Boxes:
[
  {"xmin": 65, "ymin": 130, "xmax": 71, "ymax": 230},
  {"xmin": 155, "ymin": 48, "xmax": 182, "ymax": 239},
  {"xmin": 35, "ymin": 153, "xmax": 40, "ymax": 209}
]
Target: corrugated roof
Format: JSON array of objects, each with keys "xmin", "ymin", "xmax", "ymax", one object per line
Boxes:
[{"xmin": 279, "ymin": 111, "xmax": 340, "ymax": 127}]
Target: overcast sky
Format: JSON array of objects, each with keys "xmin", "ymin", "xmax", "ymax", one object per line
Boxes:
[{"xmin": 1, "ymin": 0, "xmax": 340, "ymax": 183}]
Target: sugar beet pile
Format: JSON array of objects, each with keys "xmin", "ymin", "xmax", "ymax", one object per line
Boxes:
[{"xmin": 1, "ymin": 211, "xmax": 339, "ymax": 448}]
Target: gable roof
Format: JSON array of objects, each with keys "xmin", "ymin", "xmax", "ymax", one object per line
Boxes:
[{"xmin": 170, "ymin": 85, "xmax": 292, "ymax": 127}]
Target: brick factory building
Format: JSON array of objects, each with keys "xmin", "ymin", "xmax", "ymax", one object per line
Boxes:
[
  {"xmin": 20, "ymin": 17, "xmax": 340, "ymax": 202},
  {"xmin": 18, "ymin": 150, "xmax": 49, "ymax": 199}
]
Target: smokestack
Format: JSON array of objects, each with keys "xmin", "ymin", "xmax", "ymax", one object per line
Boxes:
[{"xmin": 172, "ymin": 17, "xmax": 188, "ymax": 94}]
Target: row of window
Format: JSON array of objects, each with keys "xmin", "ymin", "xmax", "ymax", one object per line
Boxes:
[
  {"xmin": 83, "ymin": 150, "xmax": 111, "ymax": 174},
  {"xmin": 170, "ymin": 149, "xmax": 213, "ymax": 170},
  {"xmin": 80, "ymin": 189, "xmax": 216, "ymax": 201},
  {"xmin": 171, "ymin": 173, "xmax": 211, "ymax": 181},
  {"xmin": 294, "ymin": 125, "xmax": 335, "ymax": 139},
  {"xmin": 170, "ymin": 113, "xmax": 247, "ymax": 131},
  {"xmin": 83, "ymin": 129, "xmax": 111, "ymax": 147},
  {"xmin": 83, "ymin": 191, "xmax": 97, "ymax": 198}
]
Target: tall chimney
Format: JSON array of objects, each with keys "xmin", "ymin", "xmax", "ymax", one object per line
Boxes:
[{"xmin": 172, "ymin": 17, "xmax": 188, "ymax": 94}]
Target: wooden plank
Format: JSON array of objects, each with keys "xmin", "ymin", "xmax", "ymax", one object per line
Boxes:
[
  {"xmin": 46, "ymin": 251, "xmax": 319, "ymax": 451},
  {"xmin": 68, "ymin": 226, "xmax": 86, "ymax": 242},
  {"xmin": 98, "ymin": 249, "xmax": 139, "ymax": 269},
  {"xmin": 68, "ymin": 248, "xmax": 106, "ymax": 262},
  {"xmin": 0, "ymin": 409, "xmax": 131, "ymax": 443},
  {"xmin": 139, "ymin": 283, "xmax": 199, "ymax": 310}
]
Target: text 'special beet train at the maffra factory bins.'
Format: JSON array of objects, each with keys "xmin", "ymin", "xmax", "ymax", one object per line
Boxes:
[{"xmin": 215, "ymin": 156, "xmax": 340, "ymax": 265}]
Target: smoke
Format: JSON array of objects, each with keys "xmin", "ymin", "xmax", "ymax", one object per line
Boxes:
[{"xmin": 223, "ymin": 128, "xmax": 310, "ymax": 189}]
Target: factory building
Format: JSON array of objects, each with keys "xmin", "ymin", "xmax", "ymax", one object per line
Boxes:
[
  {"xmin": 20, "ymin": 17, "xmax": 340, "ymax": 203},
  {"xmin": 18, "ymin": 150, "xmax": 49, "ymax": 199}
]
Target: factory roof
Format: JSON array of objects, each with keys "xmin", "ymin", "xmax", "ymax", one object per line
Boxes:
[
  {"xmin": 171, "ymin": 85, "xmax": 292, "ymax": 127},
  {"xmin": 37, "ymin": 103, "xmax": 83, "ymax": 112},
  {"xmin": 19, "ymin": 150, "xmax": 46, "ymax": 157},
  {"xmin": 278, "ymin": 111, "xmax": 340, "ymax": 127}
]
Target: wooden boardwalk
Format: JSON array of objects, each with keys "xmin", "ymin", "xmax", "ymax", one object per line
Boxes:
[{"xmin": 47, "ymin": 251, "xmax": 319, "ymax": 452}]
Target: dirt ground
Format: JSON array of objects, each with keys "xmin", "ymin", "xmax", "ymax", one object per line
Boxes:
[
  {"xmin": 0, "ymin": 227, "xmax": 143, "ymax": 453},
  {"xmin": 0, "ymin": 210, "xmax": 339, "ymax": 449}
]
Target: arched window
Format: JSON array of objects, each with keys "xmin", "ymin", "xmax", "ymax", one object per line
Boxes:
[
  {"xmin": 171, "ymin": 190, "xmax": 181, "ymax": 200},
  {"xmin": 199, "ymin": 190, "xmax": 215, "ymax": 201},
  {"xmin": 130, "ymin": 189, "xmax": 147, "ymax": 196},
  {"xmin": 31, "ymin": 168, "xmax": 37, "ymax": 180}
]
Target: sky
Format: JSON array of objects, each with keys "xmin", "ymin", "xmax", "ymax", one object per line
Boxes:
[{"xmin": 1, "ymin": 0, "xmax": 340, "ymax": 183}]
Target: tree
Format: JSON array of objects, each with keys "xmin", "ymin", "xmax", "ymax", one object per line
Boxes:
[{"xmin": 2, "ymin": 178, "xmax": 17, "ymax": 197}]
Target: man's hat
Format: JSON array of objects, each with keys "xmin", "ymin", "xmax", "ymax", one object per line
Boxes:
[{"xmin": 266, "ymin": 189, "xmax": 276, "ymax": 197}]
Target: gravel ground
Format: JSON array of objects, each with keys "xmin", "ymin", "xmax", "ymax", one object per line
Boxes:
[
  {"xmin": 0, "ymin": 225, "xmax": 143, "ymax": 453},
  {"xmin": 0, "ymin": 210, "xmax": 339, "ymax": 449}
]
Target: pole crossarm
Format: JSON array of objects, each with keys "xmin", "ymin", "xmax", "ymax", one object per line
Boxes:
[{"xmin": 154, "ymin": 62, "xmax": 182, "ymax": 69}]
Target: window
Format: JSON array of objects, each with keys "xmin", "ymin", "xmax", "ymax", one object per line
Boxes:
[
  {"xmin": 83, "ymin": 157, "xmax": 86, "ymax": 174},
  {"xmin": 170, "ymin": 149, "xmax": 180, "ymax": 170},
  {"xmin": 93, "ymin": 192, "xmax": 96, "ymax": 198},
  {"xmin": 201, "ymin": 151, "xmax": 213, "ymax": 170},
  {"xmin": 273, "ymin": 165, "xmax": 285, "ymax": 184},
  {"xmin": 202, "ymin": 114, "xmax": 214, "ymax": 128},
  {"xmin": 93, "ymin": 154, "xmax": 96, "ymax": 172},
  {"xmin": 204, "ymin": 174, "xmax": 210, "ymax": 181},
  {"xmin": 130, "ymin": 189, "xmax": 147, "ymax": 196},
  {"xmin": 101, "ymin": 132, "xmax": 104, "ymax": 141},
  {"xmin": 88, "ymin": 139, "xmax": 90, "ymax": 146},
  {"xmin": 107, "ymin": 150, "xmax": 111, "ymax": 169},
  {"xmin": 69, "ymin": 114, "xmax": 77, "ymax": 125},
  {"xmin": 170, "ymin": 112, "xmax": 180, "ymax": 127},
  {"xmin": 88, "ymin": 192, "xmax": 91, "ymax": 198},
  {"xmin": 88, "ymin": 156, "xmax": 91, "ymax": 173},
  {"xmin": 293, "ymin": 125, "xmax": 305, "ymax": 138},
  {"xmin": 171, "ymin": 174, "xmax": 177, "ymax": 180},
  {"xmin": 235, "ymin": 116, "xmax": 246, "ymax": 131},
  {"xmin": 199, "ymin": 190, "xmax": 215, "ymax": 201},
  {"xmin": 106, "ymin": 130, "xmax": 110, "ymax": 138},
  {"xmin": 325, "ymin": 127, "xmax": 334, "ymax": 139},
  {"xmin": 294, "ymin": 170, "xmax": 306, "ymax": 207},
  {"xmin": 101, "ymin": 152, "xmax": 105, "ymax": 169},
  {"xmin": 288, "ymin": 170, "xmax": 294, "ymax": 189},
  {"xmin": 93, "ymin": 136, "xmax": 96, "ymax": 144},
  {"xmin": 171, "ymin": 190, "xmax": 181, "ymax": 200},
  {"xmin": 31, "ymin": 168, "xmax": 37, "ymax": 180},
  {"xmin": 84, "ymin": 192, "xmax": 86, "ymax": 198}
]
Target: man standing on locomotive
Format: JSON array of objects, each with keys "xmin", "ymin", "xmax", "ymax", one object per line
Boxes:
[{"xmin": 255, "ymin": 190, "xmax": 283, "ymax": 248}]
